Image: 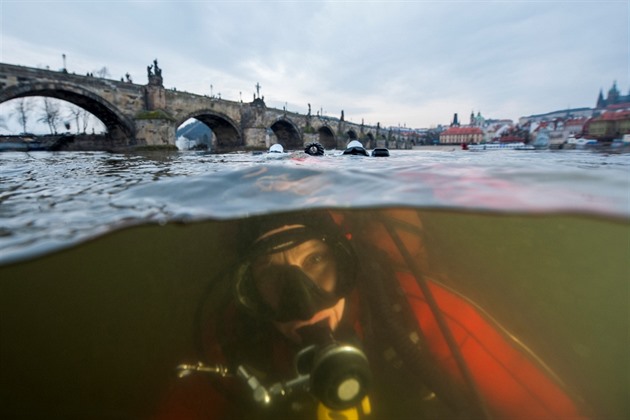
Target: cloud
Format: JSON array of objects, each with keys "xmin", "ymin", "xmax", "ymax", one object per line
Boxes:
[{"xmin": 1, "ymin": 1, "xmax": 628, "ymax": 128}]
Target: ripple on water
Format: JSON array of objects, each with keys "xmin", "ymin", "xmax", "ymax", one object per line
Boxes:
[{"xmin": 0, "ymin": 149, "xmax": 628, "ymax": 264}]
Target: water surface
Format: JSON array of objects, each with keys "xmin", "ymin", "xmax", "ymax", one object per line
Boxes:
[{"xmin": 1, "ymin": 148, "xmax": 627, "ymax": 264}]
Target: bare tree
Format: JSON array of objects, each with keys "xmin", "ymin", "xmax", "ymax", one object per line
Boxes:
[
  {"xmin": 79, "ymin": 108, "xmax": 104, "ymax": 134},
  {"xmin": 12, "ymin": 97, "xmax": 34, "ymax": 134},
  {"xmin": 81, "ymin": 108, "xmax": 91, "ymax": 133},
  {"xmin": 39, "ymin": 97, "xmax": 62, "ymax": 134},
  {"xmin": 94, "ymin": 66, "xmax": 110, "ymax": 79},
  {"xmin": 67, "ymin": 104, "xmax": 82, "ymax": 134}
]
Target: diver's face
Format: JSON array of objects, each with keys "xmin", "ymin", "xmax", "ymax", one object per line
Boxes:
[
  {"xmin": 251, "ymin": 239, "xmax": 343, "ymax": 342},
  {"xmin": 252, "ymin": 239, "xmax": 338, "ymax": 310}
]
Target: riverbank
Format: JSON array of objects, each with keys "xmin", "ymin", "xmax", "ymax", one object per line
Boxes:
[
  {"xmin": 412, "ymin": 144, "xmax": 462, "ymax": 151},
  {"xmin": 0, "ymin": 134, "xmax": 140, "ymax": 152}
]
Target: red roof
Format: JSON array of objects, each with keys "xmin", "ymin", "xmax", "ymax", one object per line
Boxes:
[
  {"xmin": 565, "ymin": 118, "xmax": 588, "ymax": 126},
  {"xmin": 597, "ymin": 110, "xmax": 630, "ymax": 121},
  {"xmin": 441, "ymin": 127, "xmax": 483, "ymax": 135},
  {"xmin": 605, "ymin": 103, "xmax": 630, "ymax": 111}
]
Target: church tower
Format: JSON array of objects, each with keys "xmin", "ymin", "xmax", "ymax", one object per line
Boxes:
[
  {"xmin": 607, "ymin": 81, "xmax": 620, "ymax": 105},
  {"xmin": 596, "ymin": 89, "xmax": 605, "ymax": 109},
  {"xmin": 451, "ymin": 113, "xmax": 460, "ymax": 127}
]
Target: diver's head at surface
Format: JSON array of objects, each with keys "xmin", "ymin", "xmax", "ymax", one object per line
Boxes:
[{"xmin": 234, "ymin": 211, "xmax": 356, "ymax": 342}]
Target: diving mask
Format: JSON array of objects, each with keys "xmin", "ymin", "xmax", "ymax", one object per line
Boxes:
[{"xmin": 234, "ymin": 224, "xmax": 356, "ymax": 322}]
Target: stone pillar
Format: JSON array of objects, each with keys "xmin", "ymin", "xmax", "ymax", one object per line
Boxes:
[
  {"xmin": 134, "ymin": 118, "xmax": 176, "ymax": 148},
  {"xmin": 303, "ymin": 133, "xmax": 319, "ymax": 145},
  {"xmin": 145, "ymin": 85, "xmax": 166, "ymax": 110},
  {"xmin": 137, "ymin": 62, "xmax": 174, "ymax": 148},
  {"xmin": 242, "ymin": 127, "xmax": 269, "ymax": 150},
  {"xmin": 145, "ymin": 59, "xmax": 166, "ymax": 111}
]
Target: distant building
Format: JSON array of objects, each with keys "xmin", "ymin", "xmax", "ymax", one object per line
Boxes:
[
  {"xmin": 562, "ymin": 117, "xmax": 589, "ymax": 140},
  {"xmin": 532, "ymin": 126, "xmax": 551, "ymax": 149},
  {"xmin": 528, "ymin": 121, "xmax": 570, "ymax": 147},
  {"xmin": 439, "ymin": 111, "xmax": 510, "ymax": 143},
  {"xmin": 484, "ymin": 122, "xmax": 511, "ymax": 142},
  {"xmin": 469, "ymin": 111, "xmax": 485, "ymax": 127},
  {"xmin": 584, "ymin": 110, "xmax": 630, "ymax": 141},
  {"xmin": 519, "ymin": 108, "xmax": 593, "ymax": 126},
  {"xmin": 484, "ymin": 118, "xmax": 513, "ymax": 126},
  {"xmin": 519, "ymin": 81, "xmax": 630, "ymax": 127},
  {"xmin": 451, "ymin": 113, "xmax": 460, "ymax": 127},
  {"xmin": 434, "ymin": 82, "xmax": 628, "ymax": 144},
  {"xmin": 596, "ymin": 81, "xmax": 630, "ymax": 110},
  {"xmin": 583, "ymin": 82, "xmax": 630, "ymax": 140},
  {"xmin": 439, "ymin": 126, "xmax": 483, "ymax": 145}
]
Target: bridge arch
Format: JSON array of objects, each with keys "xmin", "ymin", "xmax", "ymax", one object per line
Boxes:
[
  {"xmin": 270, "ymin": 117, "xmax": 302, "ymax": 150},
  {"xmin": 178, "ymin": 110, "xmax": 242, "ymax": 152},
  {"xmin": 317, "ymin": 126, "xmax": 336, "ymax": 149},
  {"xmin": 364, "ymin": 132, "xmax": 375, "ymax": 148},
  {"xmin": 345, "ymin": 130, "xmax": 358, "ymax": 141},
  {"xmin": 0, "ymin": 82, "xmax": 135, "ymax": 141}
]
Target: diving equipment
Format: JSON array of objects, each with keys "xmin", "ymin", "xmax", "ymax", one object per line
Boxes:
[
  {"xmin": 176, "ymin": 326, "xmax": 372, "ymax": 413},
  {"xmin": 304, "ymin": 142, "xmax": 325, "ymax": 156}
]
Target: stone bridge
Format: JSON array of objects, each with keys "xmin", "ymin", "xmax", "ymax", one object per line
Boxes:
[{"xmin": 0, "ymin": 62, "xmax": 406, "ymax": 152}]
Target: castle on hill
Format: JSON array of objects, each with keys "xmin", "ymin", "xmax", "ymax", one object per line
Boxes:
[{"xmin": 595, "ymin": 81, "xmax": 630, "ymax": 110}]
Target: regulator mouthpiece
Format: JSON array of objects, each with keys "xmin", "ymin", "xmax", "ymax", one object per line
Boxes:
[{"xmin": 308, "ymin": 343, "xmax": 372, "ymax": 410}]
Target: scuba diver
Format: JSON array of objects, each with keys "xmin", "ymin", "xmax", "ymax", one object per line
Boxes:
[{"xmin": 155, "ymin": 210, "xmax": 589, "ymax": 419}]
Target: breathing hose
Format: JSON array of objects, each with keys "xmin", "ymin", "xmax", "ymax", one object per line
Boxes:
[{"xmin": 378, "ymin": 212, "xmax": 490, "ymax": 419}]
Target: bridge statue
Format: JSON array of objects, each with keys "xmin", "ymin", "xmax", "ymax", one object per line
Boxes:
[{"xmin": 147, "ymin": 59, "xmax": 163, "ymax": 87}]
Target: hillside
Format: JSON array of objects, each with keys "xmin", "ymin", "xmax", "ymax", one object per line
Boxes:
[{"xmin": 176, "ymin": 120, "xmax": 211, "ymax": 141}]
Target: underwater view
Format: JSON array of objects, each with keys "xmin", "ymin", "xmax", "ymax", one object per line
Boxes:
[{"xmin": 0, "ymin": 148, "xmax": 628, "ymax": 419}]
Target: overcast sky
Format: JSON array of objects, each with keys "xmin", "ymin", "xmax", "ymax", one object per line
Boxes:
[{"xmin": 1, "ymin": 0, "xmax": 628, "ymax": 129}]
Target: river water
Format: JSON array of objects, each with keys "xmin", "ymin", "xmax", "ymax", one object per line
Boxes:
[
  {"xmin": 1, "ymin": 148, "xmax": 627, "ymax": 264},
  {"xmin": 0, "ymin": 147, "xmax": 628, "ymax": 418}
]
